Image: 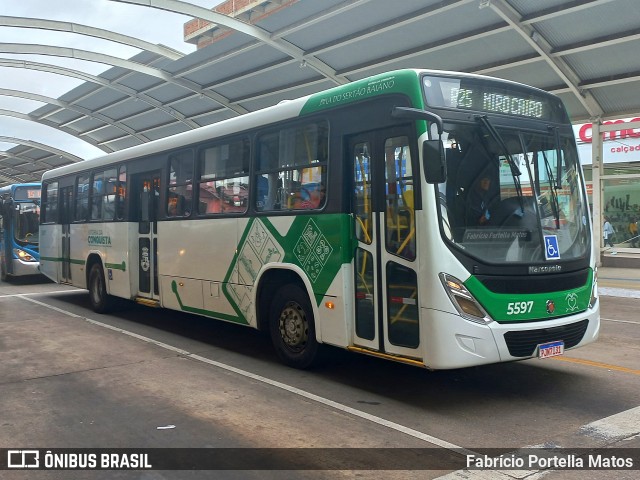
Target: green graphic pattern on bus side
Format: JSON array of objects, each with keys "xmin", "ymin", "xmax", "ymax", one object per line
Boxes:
[
  {"xmin": 464, "ymin": 269, "xmax": 594, "ymax": 323},
  {"xmin": 300, "ymin": 70, "xmax": 426, "ymax": 133},
  {"xmin": 170, "ymin": 280, "xmax": 241, "ymax": 323},
  {"xmin": 219, "ymin": 214, "xmax": 354, "ymax": 325}
]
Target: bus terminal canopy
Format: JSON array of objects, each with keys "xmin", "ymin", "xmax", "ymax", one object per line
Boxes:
[{"xmin": 2, "ymin": 0, "xmax": 640, "ymax": 186}]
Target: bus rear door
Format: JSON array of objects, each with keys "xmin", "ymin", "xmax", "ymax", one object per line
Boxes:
[
  {"xmin": 60, "ymin": 186, "xmax": 73, "ymax": 283},
  {"xmin": 134, "ymin": 172, "xmax": 161, "ymax": 302},
  {"xmin": 349, "ymin": 129, "xmax": 422, "ymax": 361}
]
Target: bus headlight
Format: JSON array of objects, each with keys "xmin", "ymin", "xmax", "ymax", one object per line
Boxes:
[
  {"xmin": 439, "ymin": 273, "xmax": 492, "ymax": 325},
  {"xmin": 589, "ymin": 267, "xmax": 598, "ymax": 309},
  {"xmin": 13, "ymin": 248, "xmax": 36, "ymax": 262}
]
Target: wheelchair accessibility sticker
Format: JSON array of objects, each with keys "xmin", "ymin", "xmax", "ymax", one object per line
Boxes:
[{"xmin": 544, "ymin": 235, "xmax": 560, "ymax": 260}]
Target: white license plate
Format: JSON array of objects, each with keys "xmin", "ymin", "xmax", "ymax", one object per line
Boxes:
[{"xmin": 538, "ymin": 340, "xmax": 565, "ymax": 359}]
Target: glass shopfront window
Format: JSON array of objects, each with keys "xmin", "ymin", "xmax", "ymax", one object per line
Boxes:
[{"xmin": 583, "ymin": 164, "xmax": 640, "ymax": 247}]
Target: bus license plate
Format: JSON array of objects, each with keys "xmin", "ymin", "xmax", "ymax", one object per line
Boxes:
[{"xmin": 538, "ymin": 340, "xmax": 564, "ymax": 359}]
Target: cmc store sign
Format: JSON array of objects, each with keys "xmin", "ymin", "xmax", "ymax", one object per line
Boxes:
[{"xmin": 574, "ymin": 118, "xmax": 640, "ymax": 165}]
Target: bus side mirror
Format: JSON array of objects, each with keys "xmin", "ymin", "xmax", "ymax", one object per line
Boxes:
[{"xmin": 423, "ymin": 139, "xmax": 446, "ymax": 184}]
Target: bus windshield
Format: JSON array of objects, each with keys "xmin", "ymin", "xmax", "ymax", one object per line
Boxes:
[
  {"xmin": 437, "ymin": 122, "xmax": 590, "ymax": 264},
  {"xmin": 14, "ymin": 203, "xmax": 40, "ymax": 244}
]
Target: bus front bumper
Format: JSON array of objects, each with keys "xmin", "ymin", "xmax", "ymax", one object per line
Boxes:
[
  {"xmin": 11, "ymin": 259, "xmax": 41, "ymax": 277},
  {"xmin": 423, "ymin": 300, "xmax": 600, "ymax": 370}
]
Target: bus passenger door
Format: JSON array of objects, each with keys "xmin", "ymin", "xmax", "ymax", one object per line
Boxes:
[
  {"xmin": 135, "ymin": 172, "xmax": 161, "ymax": 301},
  {"xmin": 349, "ymin": 130, "xmax": 421, "ymax": 360},
  {"xmin": 60, "ymin": 186, "xmax": 73, "ymax": 283}
]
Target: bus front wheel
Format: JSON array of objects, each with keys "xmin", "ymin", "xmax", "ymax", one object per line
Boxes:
[
  {"xmin": 269, "ymin": 284, "xmax": 320, "ymax": 369},
  {"xmin": 88, "ymin": 263, "xmax": 112, "ymax": 313}
]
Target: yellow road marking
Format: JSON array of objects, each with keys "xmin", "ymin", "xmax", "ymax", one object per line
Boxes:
[{"xmin": 551, "ymin": 356, "xmax": 640, "ymax": 375}]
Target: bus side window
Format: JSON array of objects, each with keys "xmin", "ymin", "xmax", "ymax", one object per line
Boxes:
[
  {"xmin": 255, "ymin": 139, "xmax": 280, "ymax": 211},
  {"xmin": 102, "ymin": 168, "xmax": 117, "ymax": 221},
  {"xmin": 90, "ymin": 171, "xmax": 104, "ymax": 221},
  {"xmin": 43, "ymin": 181, "xmax": 59, "ymax": 224},
  {"xmin": 256, "ymin": 121, "xmax": 328, "ymax": 212},
  {"xmin": 168, "ymin": 150, "xmax": 194, "ymax": 217},
  {"xmin": 116, "ymin": 165, "xmax": 126, "ymax": 220},
  {"xmin": 75, "ymin": 175, "xmax": 90, "ymax": 221},
  {"xmin": 198, "ymin": 138, "xmax": 249, "ymax": 215}
]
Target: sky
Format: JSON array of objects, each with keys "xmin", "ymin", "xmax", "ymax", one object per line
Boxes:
[{"xmin": 0, "ymin": 0, "xmax": 221, "ymax": 161}]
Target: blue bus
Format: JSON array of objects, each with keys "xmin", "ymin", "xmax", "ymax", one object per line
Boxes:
[{"xmin": 0, "ymin": 183, "xmax": 42, "ymax": 281}]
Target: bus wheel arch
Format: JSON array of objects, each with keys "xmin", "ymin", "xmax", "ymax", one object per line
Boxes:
[
  {"xmin": 256, "ymin": 267, "xmax": 321, "ymax": 369},
  {"xmin": 86, "ymin": 255, "xmax": 112, "ymax": 313},
  {"xmin": 255, "ymin": 267, "xmax": 305, "ymax": 331}
]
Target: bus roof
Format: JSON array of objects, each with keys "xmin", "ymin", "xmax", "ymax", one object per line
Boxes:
[{"xmin": 41, "ymin": 68, "xmax": 559, "ymax": 182}]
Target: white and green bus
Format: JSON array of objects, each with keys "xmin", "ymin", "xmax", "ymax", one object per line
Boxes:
[{"xmin": 40, "ymin": 69, "xmax": 599, "ymax": 369}]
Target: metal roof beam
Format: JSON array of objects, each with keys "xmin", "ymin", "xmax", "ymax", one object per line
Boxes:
[
  {"xmin": 0, "ymin": 57, "xmax": 199, "ymax": 130},
  {"xmin": 552, "ymin": 28, "xmax": 640, "ymax": 57},
  {"xmin": 166, "ymin": 0, "xmax": 374, "ymax": 78},
  {"xmin": 0, "ymin": 88, "xmax": 151, "ymax": 143},
  {"xmin": 0, "ymin": 43, "xmax": 248, "ymax": 115},
  {"xmin": 520, "ymin": 0, "xmax": 617, "ymax": 25},
  {"xmin": 308, "ymin": 0, "xmax": 474, "ymax": 57},
  {"xmin": 172, "ymin": 40, "xmax": 261, "ymax": 78},
  {"xmin": 0, "ymin": 15, "xmax": 183, "ymax": 60},
  {"xmin": 0, "ymin": 136, "xmax": 84, "ymax": 163},
  {"xmin": 471, "ymin": 54, "xmax": 542, "ymax": 75},
  {"xmin": 580, "ymin": 70, "xmax": 640, "ymax": 89},
  {"xmin": 0, "ymin": 171, "xmax": 25, "ymax": 185},
  {"xmin": 0, "ymin": 154, "xmax": 46, "ymax": 180},
  {"xmin": 339, "ymin": 24, "xmax": 510, "ymax": 76},
  {"xmin": 269, "ymin": 0, "xmax": 374, "ymax": 38},
  {"xmin": 486, "ymin": 0, "xmax": 604, "ymax": 117},
  {"xmin": 108, "ymin": 0, "xmax": 348, "ymax": 85},
  {"xmin": 0, "ymin": 108, "xmax": 111, "ymax": 152}
]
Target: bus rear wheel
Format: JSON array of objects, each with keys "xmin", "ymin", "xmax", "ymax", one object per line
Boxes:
[
  {"xmin": 88, "ymin": 263, "xmax": 112, "ymax": 313},
  {"xmin": 269, "ymin": 284, "xmax": 320, "ymax": 369}
]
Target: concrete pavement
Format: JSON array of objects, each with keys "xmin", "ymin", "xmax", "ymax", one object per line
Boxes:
[{"xmin": 597, "ymin": 265, "xmax": 640, "ymax": 296}]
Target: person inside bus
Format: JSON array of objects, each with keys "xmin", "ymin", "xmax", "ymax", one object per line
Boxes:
[
  {"xmin": 291, "ymin": 183, "xmax": 326, "ymax": 209},
  {"xmin": 466, "ymin": 175, "xmax": 493, "ymax": 226},
  {"xmin": 311, "ymin": 184, "xmax": 326, "ymax": 208}
]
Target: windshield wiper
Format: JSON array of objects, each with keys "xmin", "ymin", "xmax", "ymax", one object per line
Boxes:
[
  {"xmin": 540, "ymin": 150, "xmax": 561, "ymax": 229},
  {"xmin": 474, "ymin": 115, "xmax": 524, "ymax": 212},
  {"xmin": 548, "ymin": 126, "xmax": 563, "ymax": 189}
]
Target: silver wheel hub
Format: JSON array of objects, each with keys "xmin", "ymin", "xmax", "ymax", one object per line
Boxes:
[{"xmin": 279, "ymin": 302, "xmax": 308, "ymax": 348}]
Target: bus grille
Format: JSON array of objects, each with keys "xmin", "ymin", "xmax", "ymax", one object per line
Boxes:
[
  {"xmin": 477, "ymin": 269, "xmax": 589, "ymax": 294},
  {"xmin": 503, "ymin": 319, "xmax": 589, "ymax": 357}
]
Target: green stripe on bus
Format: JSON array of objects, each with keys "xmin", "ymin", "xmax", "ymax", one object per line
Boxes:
[
  {"xmin": 105, "ymin": 261, "xmax": 126, "ymax": 271},
  {"xmin": 41, "ymin": 257, "xmax": 124, "ymax": 271},
  {"xmin": 300, "ymin": 70, "xmax": 427, "ymax": 135},
  {"xmin": 465, "ymin": 269, "xmax": 594, "ymax": 323},
  {"xmin": 40, "ymin": 257, "xmax": 86, "ymax": 265},
  {"xmin": 170, "ymin": 280, "xmax": 248, "ymax": 325}
]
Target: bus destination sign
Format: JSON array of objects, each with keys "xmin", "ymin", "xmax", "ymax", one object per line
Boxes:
[
  {"xmin": 452, "ymin": 87, "xmax": 543, "ymax": 118},
  {"xmin": 423, "ymin": 75, "xmax": 565, "ymax": 122},
  {"xmin": 13, "ymin": 186, "xmax": 41, "ymax": 201}
]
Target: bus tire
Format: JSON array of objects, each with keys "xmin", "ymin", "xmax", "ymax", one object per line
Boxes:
[
  {"xmin": 0, "ymin": 258, "xmax": 7, "ymax": 282},
  {"xmin": 88, "ymin": 263, "xmax": 112, "ymax": 313},
  {"xmin": 269, "ymin": 284, "xmax": 320, "ymax": 369}
]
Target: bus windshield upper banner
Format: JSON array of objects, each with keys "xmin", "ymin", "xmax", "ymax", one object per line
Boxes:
[
  {"xmin": 13, "ymin": 186, "xmax": 41, "ymax": 201},
  {"xmin": 422, "ymin": 75, "xmax": 567, "ymax": 123}
]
